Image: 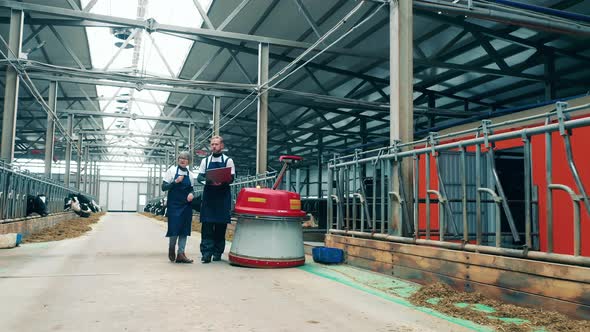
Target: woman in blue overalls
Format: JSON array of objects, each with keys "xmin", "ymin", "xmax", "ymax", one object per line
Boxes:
[
  {"xmin": 197, "ymin": 136, "xmax": 235, "ymax": 263},
  {"xmin": 162, "ymin": 151, "xmax": 196, "ymax": 263}
]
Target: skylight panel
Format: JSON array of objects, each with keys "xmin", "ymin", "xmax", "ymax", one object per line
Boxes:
[{"xmin": 81, "ymin": 0, "xmax": 211, "ymax": 162}]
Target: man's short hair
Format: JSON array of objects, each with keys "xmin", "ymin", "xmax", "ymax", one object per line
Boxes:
[{"xmin": 210, "ymin": 135, "xmax": 224, "ymax": 144}]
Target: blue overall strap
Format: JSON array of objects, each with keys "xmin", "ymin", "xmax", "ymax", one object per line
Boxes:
[{"xmin": 205, "ymin": 154, "xmax": 228, "ymax": 169}]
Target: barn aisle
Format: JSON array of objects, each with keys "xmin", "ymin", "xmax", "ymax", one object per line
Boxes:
[{"xmin": 0, "ymin": 213, "xmax": 472, "ymax": 332}]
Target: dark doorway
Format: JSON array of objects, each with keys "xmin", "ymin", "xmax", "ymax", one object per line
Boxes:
[{"xmin": 494, "ymin": 147, "xmax": 525, "ymax": 247}]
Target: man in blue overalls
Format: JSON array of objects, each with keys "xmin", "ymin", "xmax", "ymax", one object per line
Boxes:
[{"xmin": 197, "ymin": 136, "xmax": 235, "ymax": 263}]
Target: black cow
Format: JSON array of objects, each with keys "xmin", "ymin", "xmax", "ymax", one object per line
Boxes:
[{"xmin": 27, "ymin": 194, "xmax": 49, "ymax": 217}]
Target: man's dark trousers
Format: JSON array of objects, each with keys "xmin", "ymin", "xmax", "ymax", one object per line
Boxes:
[{"xmin": 200, "ymin": 222, "xmax": 227, "ymax": 258}]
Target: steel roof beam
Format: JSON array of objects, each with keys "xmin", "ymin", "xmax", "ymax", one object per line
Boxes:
[
  {"xmin": 0, "ymin": 0, "xmax": 385, "ymax": 60},
  {"xmin": 293, "ymin": 0, "xmax": 323, "ymax": 40},
  {"xmin": 226, "ymin": 49, "xmax": 308, "ymax": 146},
  {"xmin": 182, "ymin": 0, "xmax": 282, "ymax": 149},
  {"xmin": 77, "ymin": 130, "xmax": 180, "ymax": 140},
  {"xmin": 83, "ymin": 0, "xmax": 98, "ymax": 12},
  {"xmin": 17, "ymin": 69, "xmax": 389, "ymax": 112},
  {"xmin": 446, "ymin": 64, "xmax": 590, "ymax": 111},
  {"xmin": 427, "ymin": 41, "xmax": 589, "ymax": 111},
  {"xmin": 413, "ymin": 40, "xmax": 553, "ymax": 93},
  {"xmin": 217, "ymin": 0, "xmax": 251, "ymax": 32},
  {"xmin": 413, "ymin": 58, "xmax": 545, "ymax": 82},
  {"xmin": 192, "ymin": 0, "xmax": 214, "ymax": 30},
  {"xmin": 416, "ymin": 9, "xmax": 590, "ymax": 64},
  {"xmin": 47, "ymin": 25, "xmax": 86, "ymax": 70},
  {"xmin": 413, "ymin": 0, "xmax": 590, "ymax": 36},
  {"xmin": 88, "ymin": 144, "xmax": 172, "ymax": 151},
  {"xmin": 57, "ymin": 110, "xmax": 205, "ymax": 124},
  {"xmin": 247, "ymin": 9, "xmax": 391, "ymax": 147}
]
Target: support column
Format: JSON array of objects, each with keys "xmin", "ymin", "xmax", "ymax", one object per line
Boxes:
[
  {"xmin": 174, "ymin": 139, "xmax": 179, "ymax": 159},
  {"xmin": 64, "ymin": 114, "xmax": 74, "ymax": 187},
  {"xmin": 158, "ymin": 162, "xmax": 163, "ymax": 196},
  {"xmin": 88, "ymin": 161, "xmax": 93, "ymax": 196},
  {"xmin": 96, "ymin": 168, "xmax": 100, "ymax": 200},
  {"xmin": 147, "ymin": 168, "xmax": 152, "ymax": 198},
  {"xmin": 1, "ymin": 10, "xmax": 24, "ymax": 163},
  {"xmin": 256, "ymin": 43, "xmax": 269, "ymax": 174},
  {"xmin": 91, "ymin": 161, "xmax": 96, "ymax": 196},
  {"xmin": 390, "ymin": 0, "xmax": 414, "ymax": 236},
  {"xmin": 76, "ymin": 136, "xmax": 83, "ymax": 190},
  {"xmin": 317, "ymin": 133, "xmax": 323, "ymax": 198},
  {"xmin": 360, "ymin": 118, "xmax": 367, "ymax": 178},
  {"xmin": 153, "ymin": 164, "xmax": 159, "ymax": 197},
  {"xmin": 44, "ymin": 81, "xmax": 58, "ymax": 178},
  {"xmin": 94, "ymin": 162, "xmax": 99, "ymax": 197},
  {"xmin": 213, "ymin": 96, "xmax": 221, "ymax": 136},
  {"xmin": 188, "ymin": 124, "xmax": 195, "ymax": 162},
  {"xmin": 84, "ymin": 146, "xmax": 89, "ymax": 193}
]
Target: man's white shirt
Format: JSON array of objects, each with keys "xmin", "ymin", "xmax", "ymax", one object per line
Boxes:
[{"xmin": 197, "ymin": 154, "xmax": 235, "ymax": 175}]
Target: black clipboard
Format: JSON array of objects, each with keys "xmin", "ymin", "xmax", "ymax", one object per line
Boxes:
[{"xmin": 205, "ymin": 166, "xmax": 232, "ymax": 185}]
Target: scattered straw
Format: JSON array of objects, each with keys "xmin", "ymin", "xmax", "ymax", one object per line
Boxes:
[
  {"xmin": 409, "ymin": 282, "xmax": 590, "ymax": 332},
  {"xmin": 23, "ymin": 212, "xmax": 106, "ymax": 243}
]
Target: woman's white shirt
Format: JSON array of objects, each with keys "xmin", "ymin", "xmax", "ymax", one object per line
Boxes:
[{"xmin": 162, "ymin": 165, "xmax": 195, "ymax": 186}]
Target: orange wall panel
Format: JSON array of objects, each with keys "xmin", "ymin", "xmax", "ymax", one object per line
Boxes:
[
  {"xmin": 532, "ymin": 127, "xmax": 590, "ymax": 256},
  {"xmin": 417, "ymin": 154, "xmax": 440, "ymax": 239}
]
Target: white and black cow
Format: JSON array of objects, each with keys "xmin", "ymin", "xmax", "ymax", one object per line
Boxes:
[
  {"xmin": 143, "ymin": 197, "xmax": 168, "ymax": 216},
  {"xmin": 90, "ymin": 199, "xmax": 102, "ymax": 212},
  {"xmin": 26, "ymin": 194, "xmax": 49, "ymax": 217},
  {"xmin": 154, "ymin": 197, "xmax": 167, "ymax": 216},
  {"xmin": 74, "ymin": 193, "xmax": 96, "ymax": 212},
  {"xmin": 143, "ymin": 202, "xmax": 154, "ymax": 213},
  {"xmin": 64, "ymin": 193, "xmax": 92, "ymax": 218}
]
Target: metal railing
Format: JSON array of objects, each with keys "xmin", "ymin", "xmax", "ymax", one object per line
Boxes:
[
  {"xmin": 191, "ymin": 171, "xmax": 277, "ymax": 201},
  {"xmin": 229, "ymin": 171, "xmax": 278, "ymax": 203},
  {"xmin": 327, "ymin": 101, "xmax": 590, "ymax": 266},
  {"xmin": 0, "ymin": 161, "xmax": 93, "ymax": 222}
]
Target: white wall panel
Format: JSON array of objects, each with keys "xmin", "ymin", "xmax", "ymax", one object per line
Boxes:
[
  {"xmin": 99, "ymin": 182, "xmax": 108, "ymax": 207},
  {"xmin": 107, "ymin": 182, "xmax": 124, "ymax": 211},
  {"xmin": 123, "ymin": 182, "xmax": 139, "ymax": 211}
]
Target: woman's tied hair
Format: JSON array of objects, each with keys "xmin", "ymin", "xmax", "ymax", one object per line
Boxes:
[{"xmin": 177, "ymin": 150, "xmax": 191, "ymax": 163}]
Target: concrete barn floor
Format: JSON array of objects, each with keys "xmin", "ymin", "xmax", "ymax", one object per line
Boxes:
[{"xmin": 0, "ymin": 212, "xmax": 473, "ymax": 332}]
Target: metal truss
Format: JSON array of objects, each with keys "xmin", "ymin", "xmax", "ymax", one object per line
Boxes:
[{"xmin": 0, "ymin": 0, "xmax": 588, "ymax": 173}]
